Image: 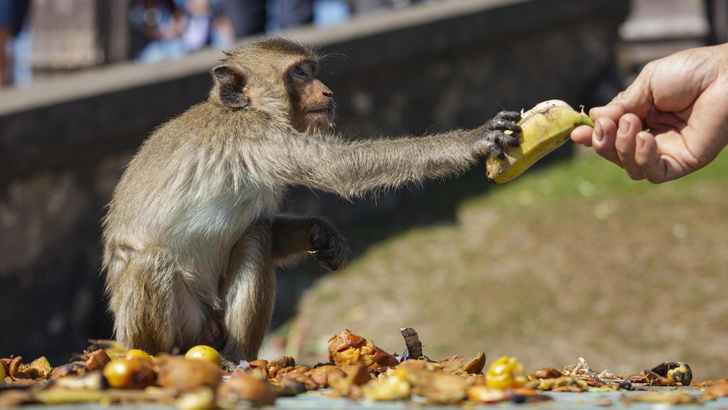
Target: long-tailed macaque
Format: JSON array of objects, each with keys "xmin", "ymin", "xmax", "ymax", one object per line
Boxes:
[{"xmin": 102, "ymin": 38, "xmax": 521, "ymax": 361}]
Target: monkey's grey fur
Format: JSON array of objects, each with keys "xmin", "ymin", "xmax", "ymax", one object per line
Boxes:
[{"xmin": 102, "ymin": 38, "xmax": 520, "ymax": 361}]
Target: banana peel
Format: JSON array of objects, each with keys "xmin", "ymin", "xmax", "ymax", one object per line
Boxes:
[{"xmin": 486, "ymin": 100, "xmax": 594, "ymax": 184}]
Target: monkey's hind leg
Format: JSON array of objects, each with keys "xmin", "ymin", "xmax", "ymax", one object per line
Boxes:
[
  {"xmin": 107, "ymin": 247, "xmax": 211, "ymax": 354},
  {"xmin": 220, "ymin": 222, "xmax": 277, "ymax": 361}
]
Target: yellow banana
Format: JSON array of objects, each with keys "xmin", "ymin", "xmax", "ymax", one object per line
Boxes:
[{"xmin": 486, "ymin": 100, "xmax": 594, "ymax": 184}]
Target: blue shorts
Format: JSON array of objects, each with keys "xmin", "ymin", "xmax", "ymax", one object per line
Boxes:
[{"xmin": 0, "ymin": 0, "xmax": 30, "ymax": 29}]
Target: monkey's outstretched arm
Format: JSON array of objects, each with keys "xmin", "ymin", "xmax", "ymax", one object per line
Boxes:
[
  {"xmin": 255, "ymin": 112, "xmax": 520, "ymax": 199},
  {"xmin": 271, "ymin": 214, "xmax": 351, "ymax": 271}
]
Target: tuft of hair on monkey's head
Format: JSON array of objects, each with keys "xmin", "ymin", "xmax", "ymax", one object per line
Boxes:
[{"xmin": 208, "ymin": 38, "xmax": 319, "ymax": 112}]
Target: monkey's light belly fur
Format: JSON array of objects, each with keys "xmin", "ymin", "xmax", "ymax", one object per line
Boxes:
[{"xmin": 485, "ymin": 100, "xmax": 594, "ymax": 184}]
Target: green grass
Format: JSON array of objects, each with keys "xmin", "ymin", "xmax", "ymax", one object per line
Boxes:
[{"xmin": 287, "ymin": 147, "xmax": 728, "ymax": 381}]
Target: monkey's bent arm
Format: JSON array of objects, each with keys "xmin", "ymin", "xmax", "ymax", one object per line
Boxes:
[
  {"xmin": 270, "ymin": 214, "xmax": 351, "ymax": 271},
  {"xmin": 255, "ymin": 131, "xmax": 482, "ymax": 199},
  {"xmin": 270, "ymin": 215, "xmax": 314, "ymax": 263}
]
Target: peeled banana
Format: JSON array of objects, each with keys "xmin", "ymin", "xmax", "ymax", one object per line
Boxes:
[{"xmin": 486, "ymin": 100, "xmax": 594, "ymax": 184}]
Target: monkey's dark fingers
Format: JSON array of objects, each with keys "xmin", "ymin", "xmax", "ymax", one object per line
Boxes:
[
  {"xmin": 494, "ymin": 130, "xmax": 520, "ymax": 147},
  {"xmin": 313, "ymin": 243, "xmax": 351, "ymax": 272},
  {"xmin": 310, "ymin": 219, "xmax": 352, "ymax": 271},
  {"xmin": 490, "ymin": 118, "xmax": 522, "ymax": 134},
  {"xmin": 482, "ymin": 129, "xmax": 519, "ymax": 160},
  {"xmin": 311, "ymin": 238, "xmax": 351, "ymax": 271},
  {"xmin": 312, "ymin": 232, "xmax": 351, "ymax": 270},
  {"xmin": 491, "ymin": 143, "xmax": 506, "ymax": 160},
  {"xmin": 494, "ymin": 110, "xmax": 521, "ymax": 123}
]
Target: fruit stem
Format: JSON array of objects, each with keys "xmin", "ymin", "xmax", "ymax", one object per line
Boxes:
[{"xmin": 581, "ymin": 116, "xmax": 595, "ymax": 128}]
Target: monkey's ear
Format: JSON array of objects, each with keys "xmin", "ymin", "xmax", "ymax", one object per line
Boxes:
[{"xmin": 212, "ymin": 65, "xmax": 250, "ymax": 109}]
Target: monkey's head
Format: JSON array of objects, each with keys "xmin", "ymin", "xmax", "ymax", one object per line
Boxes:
[{"xmin": 210, "ymin": 38, "xmax": 336, "ymax": 133}]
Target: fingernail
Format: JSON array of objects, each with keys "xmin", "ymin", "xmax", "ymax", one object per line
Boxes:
[
  {"xmin": 636, "ymin": 133, "xmax": 645, "ymax": 151},
  {"xmin": 618, "ymin": 117, "xmax": 629, "ymax": 135},
  {"xmin": 594, "ymin": 121, "xmax": 603, "ymax": 143}
]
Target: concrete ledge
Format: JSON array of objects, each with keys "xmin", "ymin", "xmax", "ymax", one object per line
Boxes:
[{"xmin": 1, "ymin": 0, "xmax": 628, "ymax": 180}]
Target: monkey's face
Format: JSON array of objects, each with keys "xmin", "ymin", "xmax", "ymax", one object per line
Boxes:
[{"xmin": 286, "ymin": 60, "xmax": 336, "ymax": 133}]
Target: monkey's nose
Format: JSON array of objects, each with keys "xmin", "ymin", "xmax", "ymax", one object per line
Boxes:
[{"xmin": 322, "ymin": 85, "xmax": 333, "ymax": 98}]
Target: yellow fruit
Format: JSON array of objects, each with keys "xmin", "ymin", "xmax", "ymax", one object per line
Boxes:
[
  {"xmin": 125, "ymin": 349, "xmax": 153, "ymax": 362},
  {"xmin": 25, "ymin": 356, "xmax": 52, "ymax": 379},
  {"xmin": 176, "ymin": 386, "xmax": 217, "ymax": 410},
  {"xmin": 485, "ymin": 356, "xmax": 527, "ymax": 389},
  {"xmin": 102, "ymin": 358, "xmax": 154, "ymax": 389},
  {"xmin": 0, "ymin": 362, "xmax": 6, "ymax": 381},
  {"xmin": 185, "ymin": 345, "xmax": 222, "ymax": 368},
  {"xmin": 362, "ymin": 370, "xmax": 411, "ymax": 401},
  {"xmin": 486, "ymin": 100, "xmax": 594, "ymax": 184},
  {"xmin": 467, "ymin": 385, "xmax": 509, "ymax": 403},
  {"xmin": 667, "ymin": 363, "xmax": 692, "ymax": 385},
  {"xmin": 92, "ymin": 340, "xmax": 127, "ymax": 360}
]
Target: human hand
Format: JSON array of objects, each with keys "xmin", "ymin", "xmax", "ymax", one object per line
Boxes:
[{"xmin": 571, "ymin": 44, "xmax": 728, "ymax": 183}]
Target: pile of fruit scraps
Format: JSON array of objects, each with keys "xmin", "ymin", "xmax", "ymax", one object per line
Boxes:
[{"xmin": 1, "ymin": 328, "xmax": 727, "ymax": 408}]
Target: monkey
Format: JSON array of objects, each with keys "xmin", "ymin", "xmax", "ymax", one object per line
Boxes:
[{"xmin": 102, "ymin": 38, "xmax": 521, "ymax": 361}]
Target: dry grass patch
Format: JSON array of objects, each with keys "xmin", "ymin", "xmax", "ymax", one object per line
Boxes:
[{"xmin": 293, "ymin": 148, "xmax": 728, "ymax": 381}]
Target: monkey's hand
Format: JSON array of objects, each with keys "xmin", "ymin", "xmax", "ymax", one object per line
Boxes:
[
  {"xmin": 309, "ymin": 219, "xmax": 351, "ymax": 271},
  {"xmin": 474, "ymin": 111, "xmax": 522, "ymax": 160}
]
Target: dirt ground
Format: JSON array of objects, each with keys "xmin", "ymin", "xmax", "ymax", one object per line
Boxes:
[{"xmin": 284, "ymin": 147, "xmax": 728, "ymax": 382}]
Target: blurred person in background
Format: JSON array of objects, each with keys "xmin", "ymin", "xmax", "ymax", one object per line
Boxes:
[
  {"xmin": 130, "ymin": 0, "xmax": 233, "ymax": 63},
  {"xmin": 312, "ymin": 0, "xmax": 428, "ymax": 30},
  {"xmin": 179, "ymin": 0, "xmax": 234, "ymax": 52},
  {"xmin": 222, "ymin": 0, "xmax": 424, "ymax": 37},
  {"xmin": 0, "ymin": 0, "xmax": 29, "ymax": 86},
  {"xmin": 129, "ymin": 0, "xmax": 186, "ymax": 62},
  {"xmin": 223, "ymin": 0, "xmax": 314, "ymax": 37}
]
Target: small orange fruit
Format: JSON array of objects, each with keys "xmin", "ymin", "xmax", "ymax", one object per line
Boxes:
[{"xmin": 185, "ymin": 345, "xmax": 222, "ymax": 368}]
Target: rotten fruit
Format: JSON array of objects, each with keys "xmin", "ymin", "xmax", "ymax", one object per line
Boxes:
[
  {"xmin": 667, "ymin": 362, "xmax": 693, "ymax": 385},
  {"xmin": 0, "ymin": 329, "xmax": 716, "ymax": 408}
]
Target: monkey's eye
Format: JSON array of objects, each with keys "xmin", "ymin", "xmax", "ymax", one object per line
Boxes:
[{"xmin": 292, "ymin": 65, "xmax": 308, "ymax": 78}]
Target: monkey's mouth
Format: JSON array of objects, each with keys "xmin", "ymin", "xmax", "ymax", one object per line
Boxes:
[
  {"xmin": 306, "ymin": 105, "xmax": 336, "ymax": 127},
  {"xmin": 306, "ymin": 106, "xmax": 335, "ymax": 115}
]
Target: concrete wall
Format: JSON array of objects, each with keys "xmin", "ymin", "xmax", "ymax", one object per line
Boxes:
[{"xmin": 0, "ymin": 0, "xmax": 629, "ymax": 359}]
